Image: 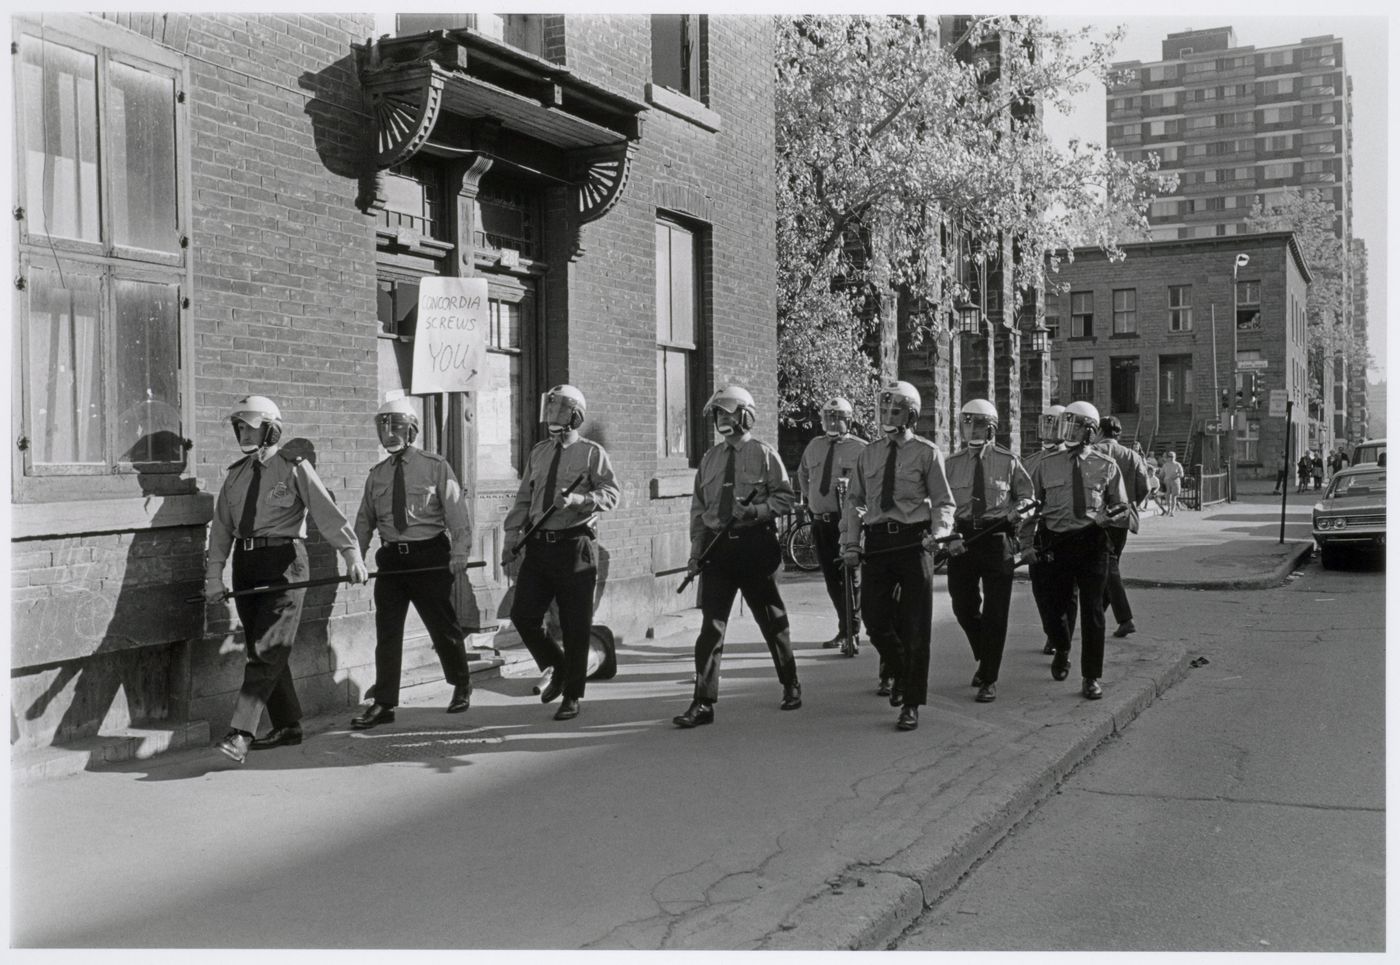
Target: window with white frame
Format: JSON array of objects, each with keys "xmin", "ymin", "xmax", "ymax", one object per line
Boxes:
[
  {"xmin": 14, "ymin": 19, "xmax": 188, "ymax": 486},
  {"xmin": 1112, "ymin": 289, "xmax": 1136, "ymax": 334},
  {"xmin": 1070, "ymin": 292, "xmax": 1093, "ymax": 338},
  {"xmin": 656, "ymin": 217, "xmax": 705, "ymax": 463},
  {"xmin": 1168, "ymin": 285, "xmax": 1193, "ymax": 332}
]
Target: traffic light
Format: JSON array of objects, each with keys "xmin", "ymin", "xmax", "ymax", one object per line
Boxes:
[{"xmin": 1221, "ymin": 389, "xmax": 1231, "ymax": 412}]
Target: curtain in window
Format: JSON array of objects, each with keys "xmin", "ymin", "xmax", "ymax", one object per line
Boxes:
[{"xmin": 22, "ymin": 38, "xmax": 100, "ymax": 243}]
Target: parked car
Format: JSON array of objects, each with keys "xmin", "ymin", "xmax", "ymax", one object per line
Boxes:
[
  {"xmin": 1351, "ymin": 437, "xmax": 1386, "ymax": 467},
  {"xmin": 1311, "ymin": 465, "xmax": 1386, "ymax": 568}
]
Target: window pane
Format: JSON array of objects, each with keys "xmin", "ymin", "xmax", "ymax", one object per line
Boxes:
[
  {"xmin": 113, "ymin": 279, "xmax": 182, "ymax": 464},
  {"xmin": 670, "ymin": 227, "xmax": 695, "ymax": 345},
  {"xmin": 22, "ymin": 38, "xmax": 100, "ymax": 242},
  {"xmin": 663, "ymin": 348, "xmax": 690, "ymax": 457},
  {"xmin": 651, "ymin": 15, "xmax": 685, "ymax": 91},
  {"xmin": 479, "ymin": 344, "xmax": 523, "ymax": 478},
  {"xmin": 655, "ymin": 223, "xmax": 671, "ymax": 340},
  {"xmin": 109, "ymin": 60, "xmax": 179, "ymax": 252},
  {"xmin": 28, "ymin": 264, "xmax": 104, "ymax": 464}
]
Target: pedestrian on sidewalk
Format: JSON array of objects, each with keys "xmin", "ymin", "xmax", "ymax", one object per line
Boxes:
[
  {"xmin": 1024, "ymin": 400, "xmax": 1128, "ymax": 701},
  {"xmin": 1159, "ymin": 451, "xmax": 1184, "ymax": 515},
  {"xmin": 674, "ymin": 386, "xmax": 802, "ymax": 729},
  {"xmin": 204, "ymin": 395, "xmax": 368, "ymax": 763},
  {"xmin": 839, "ymin": 381, "xmax": 956, "ymax": 731},
  {"xmin": 1311, "ymin": 451, "xmax": 1325, "ymax": 492},
  {"xmin": 1272, "ymin": 449, "xmax": 1288, "ymax": 495},
  {"xmin": 943, "ymin": 399, "xmax": 1034, "ymax": 703},
  {"xmin": 502, "ymin": 385, "xmax": 620, "ymax": 723},
  {"xmin": 1094, "ymin": 416, "xmax": 1149, "ymax": 640},
  {"xmin": 1329, "ymin": 446, "xmax": 1350, "ymax": 478},
  {"xmin": 1297, "ymin": 450, "xmax": 1313, "ymax": 493},
  {"xmin": 349, "ymin": 397, "xmax": 476, "ymax": 732},
  {"xmin": 797, "ymin": 396, "xmax": 866, "ymax": 655},
  {"xmin": 1021, "ymin": 406, "xmax": 1077, "ymax": 658}
]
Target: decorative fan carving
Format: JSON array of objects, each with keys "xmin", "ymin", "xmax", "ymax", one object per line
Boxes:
[
  {"xmin": 573, "ymin": 144, "xmax": 635, "ymax": 225},
  {"xmin": 370, "ymin": 73, "xmax": 445, "ymax": 170}
]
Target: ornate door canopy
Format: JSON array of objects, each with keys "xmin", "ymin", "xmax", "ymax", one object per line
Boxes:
[{"xmin": 356, "ymin": 29, "xmax": 645, "ymax": 229}]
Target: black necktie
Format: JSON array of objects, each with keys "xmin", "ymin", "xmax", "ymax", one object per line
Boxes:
[
  {"xmin": 1072, "ymin": 453, "xmax": 1087, "ymax": 519},
  {"xmin": 718, "ymin": 445, "xmax": 736, "ymax": 524},
  {"xmin": 879, "ymin": 440, "xmax": 899, "ymax": 512},
  {"xmin": 239, "ymin": 459, "xmax": 262, "ymax": 538},
  {"xmin": 972, "ymin": 451, "xmax": 987, "ymax": 521},
  {"xmin": 818, "ymin": 439, "xmax": 837, "ymax": 497},
  {"xmin": 542, "ymin": 442, "xmax": 563, "ymax": 518},
  {"xmin": 392, "ymin": 452, "xmax": 408, "ymax": 534}
]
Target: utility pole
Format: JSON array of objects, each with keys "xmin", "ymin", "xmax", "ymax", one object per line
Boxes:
[{"xmin": 1228, "ymin": 252, "xmax": 1249, "ymax": 502}]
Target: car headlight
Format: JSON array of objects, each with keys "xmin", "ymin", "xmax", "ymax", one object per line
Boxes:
[
  {"xmin": 1315, "ymin": 518, "xmax": 1331, "ymax": 530},
  {"xmin": 1334, "ymin": 518, "xmax": 1347, "ymax": 530}
]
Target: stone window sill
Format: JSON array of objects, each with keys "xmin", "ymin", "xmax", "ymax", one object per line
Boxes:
[
  {"xmin": 650, "ymin": 468, "xmax": 695, "ymax": 499},
  {"xmin": 645, "ymin": 83, "xmax": 721, "ymax": 133},
  {"xmin": 12, "ymin": 492, "xmax": 215, "ymax": 540}
]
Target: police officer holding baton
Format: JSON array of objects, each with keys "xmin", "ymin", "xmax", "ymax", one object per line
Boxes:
[
  {"xmin": 350, "ymin": 397, "xmax": 476, "ymax": 730},
  {"xmin": 797, "ymin": 397, "xmax": 867, "ymax": 654},
  {"xmin": 943, "ymin": 399, "xmax": 1034, "ymax": 703},
  {"xmin": 839, "ymin": 381, "xmax": 955, "ymax": 732}
]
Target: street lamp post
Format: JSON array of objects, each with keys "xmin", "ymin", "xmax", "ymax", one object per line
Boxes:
[{"xmin": 1228, "ymin": 252, "xmax": 1249, "ymax": 502}]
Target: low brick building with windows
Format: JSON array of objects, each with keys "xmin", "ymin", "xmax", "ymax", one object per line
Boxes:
[
  {"xmin": 1043, "ymin": 232, "xmax": 1310, "ymax": 476},
  {"xmin": 9, "ymin": 12, "xmax": 776, "ymax": 763}
]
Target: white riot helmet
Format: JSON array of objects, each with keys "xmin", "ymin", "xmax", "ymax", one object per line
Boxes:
[
  {"xmin": 540, "ymin": 384, "xmax": 587, "ymax": 436},
  {"xmin": 376, "ymin": 397, "xmax": 420, "ymax": 453},
  {"xmin": 1060, "ymin": 400, "xmax": 1100, "ymax": 447},
  {"xmin": 1039, "ymin": 404, "xmax": 1066, "ymax": 447},
  {"xmin": 877, "ymin": 381, "xmax": 921, "ymax": 435},
  {"xmin": 228, "ymin": 395, "xmax": 283, "ymax": 453},
  {"xmin": 960, "ymin": 398, "xmax": 999, "ymax": 449},
  {"xmin": 705, "ymin": 385, "xmax": 757, "ymax": 436},
  {"xmin": 820, "ymin": 396, "xmax": 854, "ymax": 437}
]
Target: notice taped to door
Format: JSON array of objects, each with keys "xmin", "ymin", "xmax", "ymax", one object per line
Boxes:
[{"xmin": 411, "ymin": 277, "xmax": 488, "ymax": 394}]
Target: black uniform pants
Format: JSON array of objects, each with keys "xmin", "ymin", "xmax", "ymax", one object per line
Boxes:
[
  {"xmin": 1042, "ymin": 526, "xmax": 1110, "ymax": 680},
  {"xmin": 945, "ymin": 532, "xmax": 1015, "ymax": 684},
  {"xmin": 1101, "ymin": 525, "xmax": 1133, "ymax": 625},
  {"xmin": 230, "ymin": 541, "xmax": 308, "ymax": 735},
  {"xmin": 510, "ymin": 530, "xmax": 598, "ymax": 701},
  {"xmin": 810, "ymin": 515, "xmax": 860, "ymax": 637},
  {"xmin": 1029, "ymin": 558, "xmax": 1077, "ymax": 643},
  {"xmin": 372, "ymin": 534, "xmax": 470, "ymax": 708},
  {"xmin": 860, "ymin": 524, "xmax": 934, "ymax": 707},
  {"xmin": 692, "ymin": 525, "xmax": 797, "ymax": 703}
]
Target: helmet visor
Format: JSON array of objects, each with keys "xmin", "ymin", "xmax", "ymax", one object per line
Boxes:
[
  {"xmin": 878, "ymin": 391, "xmax": 914, "ymax": 429},
  {"xmin": 820, "ymin": 409, "xmax": 850, "ymax": 435},
  {"xmin": 961, "ymin": 413, "xmax": 996, "ymax": 445},
  {"xmin": 1038, "ymin": 412, "xmax": 1062, "ymax": 441},
  {"xmin": 540, "ymin": 393, "xmax": 582, "ymax": 427},
  {"xmin": 230, "ymin": 410, "xmax": 270, "ymax": 430},
  {"xmin": 1059, "ymin": 414, "xmax": 1093, "ymax": 445}
]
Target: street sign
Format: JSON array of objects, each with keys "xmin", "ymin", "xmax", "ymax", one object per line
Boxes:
[
  {"xmin": 1236, "ymin": 359, "xmax": 1269, "ymax": 370},
  {"xmin": 1268, "ymin": 389, "xmax": 1288, "ymax": 418},
  {"xmin": 1204, "ymin": 420, "xmax": 1226, "ymax": 435}
]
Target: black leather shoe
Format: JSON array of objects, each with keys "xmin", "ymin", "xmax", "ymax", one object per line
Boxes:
[
  {"xmin": 1082, "ymin": 678, "xmax": 1104, "ymax": 700},
  {"xmin": 822, "ymin": 634, "xmax": 843, "ymax": 649},
  {"xmin": 250, "ymin": 724, "xmax": 302, "ymax": 750},
  {"xmin": 540, "ymin": 667, "xmax": 565, "ymax": 704},
  {"xmin": 216, "ymin": 730, "xmax": 251, "ymax": 763},
  {"xmin": 1113, "ymin": 620, "xmax": 1136, "ymax": 638},
  {"xmin": 876, "ymin": 678, "xmax": 892, "ymax": 697},
  {"xmin": 554, "ymin": 697, "xmax": 580, "ymax": 721},
  {"xmin": 781, "ymin": 682, "xmax": 803, "ymax": 711},
  {"xmin": 673, "ymin": 701, "xmax": 714, "ymax": 728},
  {"xmin": 888, "ymin": 685, "xmax": 904, "ymax": 708},
  {"xmin": 447, "ymin": 683, "xmax": 472, "ymax": 714},
  {"xmin": 1042, "ymin": 640, "xmax": 1056, "ymax": 655},
  {"xmin": 975, "ymin": 683, "xmax": 997, "ymax": 703},
  {"xmin": 971, "ymin": 672, "xmax": 985, "ymax": 688},
  {"xmin": 351, "ymin": 703, "xmax": 396, "ymax": 730},
  {"xmin": 1051, "ymin": 650, "xmax": 1071, "ymax": 681},
  {"xmin": 896, "ymin": 706, "xmax": 918, "ymax": 731}
]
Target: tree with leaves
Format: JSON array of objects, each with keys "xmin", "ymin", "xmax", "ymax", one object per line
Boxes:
[{"xmin": 775, "ymin": 14, "xmax": 1174, "ymax": 424}]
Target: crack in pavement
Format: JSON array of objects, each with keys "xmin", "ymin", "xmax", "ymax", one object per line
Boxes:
[{"xmin": 1074, "ymin": 786, "xmax": 1383, "ymax": 813}]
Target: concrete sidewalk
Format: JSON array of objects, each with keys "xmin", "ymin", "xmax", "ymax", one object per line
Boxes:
[{"xmin": 11, "ymin": 487, "xmax": 1318, "ymax": 950}]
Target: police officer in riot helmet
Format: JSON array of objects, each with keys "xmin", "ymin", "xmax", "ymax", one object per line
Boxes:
[
  {"xmin": 943, "ymin": 399, "xmax": 1034, "ymax": 702},
  {"xmin": 1020, "ymin": 403, "xmax": 1077, "ymax": 656},
  {"xmin": 1023, "ymin": 400, "xmax": 1128, "ymax": 701},
  {"xmin": 351, "ymin": 396, "xmax": 476, "ymax": 730},
  {"xmin": 503, "ymin": 384, "xmax": 620, "ymax": 722},
  {"xmin": 797, "ymin": 396, "xmax": 867, "ymax": 655},
  {"xmin": 1093, "ymin": 414, "xmax": 1150, "ymax": 640},
  {"xmin": 674, "ymin": 385, "xmax": 802, "ymax": 728},
  {"xmin": 839, "ymin": 380, "xmax": 956, "ymax": 731},
  {"xmin": 207, "ymin": 395, "xmax": 368, "ymax": 762}
]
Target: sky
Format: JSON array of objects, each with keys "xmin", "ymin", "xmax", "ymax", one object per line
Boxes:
[{"xmin": 1036, "ymin": 12, "xmax": 1390, "ymax": 383}]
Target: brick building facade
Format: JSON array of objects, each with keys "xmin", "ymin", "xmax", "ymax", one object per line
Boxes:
[
  {"xmin": 1043, "ymin": 232, "xmax": 1310, "ymax": 477},
  {"xmin": 9, "ymin": 13, "xmax": 777, "ymax": 761}
]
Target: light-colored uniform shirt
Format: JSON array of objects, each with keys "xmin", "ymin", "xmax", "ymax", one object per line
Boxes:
[
  {"xmin": 1096, "ymin": 438, "xmax": 1150, "ymax": 505},
  {"xmin": 798, "ymin": 434, "xmax": 868, "ymax": 515},
  {"xmin": 1018, "ymin": 444, "xmax": 1062, "ymax": 544},
  {"xmin": 207, "ymin": 446, "xmax": 359, "ymax": 571},
  {"xmin": 944, "ymin": 444, "xmax": 1034, "ymax": 528},
  {"xmin": 689, "ymin": 436, "xmax": 795, "ymax": 555},
  {"xmin": 838, "ymin": 432, "xmax": 956, "ymax": 554},
  {"xmin": 1029, "ymin": 446, "xmax": 1127, "ymax": 534},
  {"xmin": 354, "ymin": 446, "xmax": 472, "ymax": 558},
  {"xmin": 503, "ymin": 436, "xmax": 620, "ymax": 535}
]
